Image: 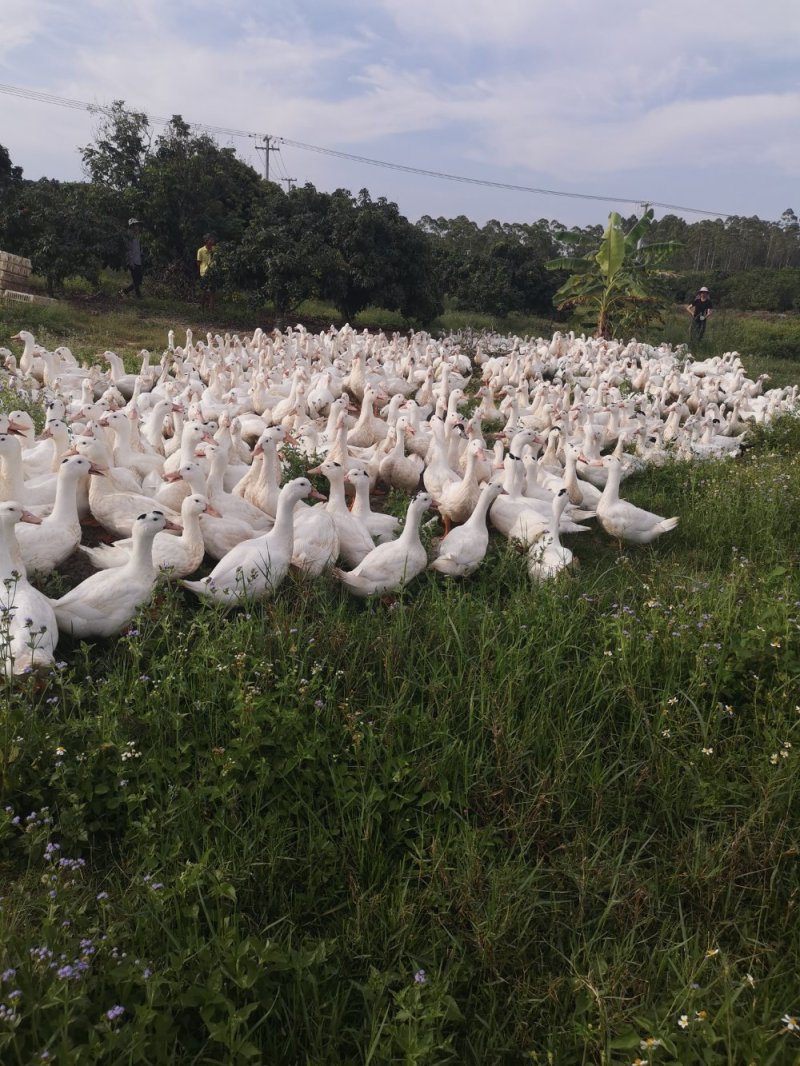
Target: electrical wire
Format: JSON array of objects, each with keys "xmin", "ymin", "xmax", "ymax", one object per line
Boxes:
[{"xmin": 0, "ymin": 80, "xmax": 739, "ymax": 218}]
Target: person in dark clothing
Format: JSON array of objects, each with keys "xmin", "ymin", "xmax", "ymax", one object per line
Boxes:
[
  {"xmin": 121, "ymin": 218, "xmax": 144, "ymax": 298},
  {"xmin": 686, "ymin": 286, "xmax": 713, "ymax": 343}
]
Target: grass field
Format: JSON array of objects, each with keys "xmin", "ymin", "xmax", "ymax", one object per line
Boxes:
[{"xmin": 0, "ymin": 296, "xmax": 799, "ymax": 1063}]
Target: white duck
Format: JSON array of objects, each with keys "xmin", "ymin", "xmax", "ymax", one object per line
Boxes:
[
  {"xmin": 50, "ymin": 510, "xmax": 179, "ymax": 639},
  {"xmin": 596, "ymin": 458, "xmax": 679, "ymax": 546},
  {"xmin": 334, "ymin": 491, "xmax": 432, "ymax": 597},
  {"xmin": 346, "ymin": 468, "xmax": 400, "ymax": 543},
  {"xmin": 430, "ymin": 479, "xmax": 503, "ymax": 578},
  {"xmin": 16, "ymin": 455, "xmax": 104, "ymax": 575},
  {"xmin": 378, "ymin": 420, "xmax": 423, "ymax": 494},
  {"xmin": 80, "ymin": 494, "xmax": 218, "ymax": 577},
  {"xmin": 436, "ymin": 438, "xmax": 486, "ymax": 534},
  {"xmin": 0, "ymin": 502, "xmax": 59, "ymax": 674},
  {"xmin": 182, "ymin": 477, "xmax": 313, "ymax": 603},
  {"xmin": 308, "ymin": 460, "xmax": 374, "ymax": 568},
  {"xmin": 527, "ymin": 489, "xmax": 576, "ymax": 581}
]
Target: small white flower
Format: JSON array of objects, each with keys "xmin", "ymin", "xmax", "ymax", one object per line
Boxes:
[
  {"xmin": 782, "ymin": 1014, "xmax": 799, "ymax": 1032},
  {"xmin": 640, "ymin": 1036, "xmax": 662, "ymax": 1051},
  {"xmin": 701, "ymin": 746, "xmax": 713, "ymax": 756},
  {"xmin": 678, "ymin": 1014, "xmax": 689, "ymax": 1029}
]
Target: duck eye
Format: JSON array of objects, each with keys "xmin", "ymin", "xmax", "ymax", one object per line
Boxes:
[{"xmin": 137, "ymin": 512, "xmax": 147, "ymax": 520}]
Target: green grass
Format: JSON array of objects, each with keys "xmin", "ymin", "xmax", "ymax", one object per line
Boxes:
[
  {"xmin": 1, "ymin": 299, "xmax": 800, "ymax": 1063},
  {"xmin": 653, "ymin": 308, "xmax": 800, "ymax": 367}
]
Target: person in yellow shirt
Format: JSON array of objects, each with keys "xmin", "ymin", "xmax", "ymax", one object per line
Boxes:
[{"xmin": 196, "ymin": 234, "xmax": 217, "ymax": 312}]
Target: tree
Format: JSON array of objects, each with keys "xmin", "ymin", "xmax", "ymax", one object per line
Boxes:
[
  {"xmin": 546, "ymin": 210, "xmax": 681, "ymax": 339},
  {"xmin": 138, "ymin": 116, "xmax": 263, "ymax": 278},
  {"xmin": 325, "ymin": 190, "xmax": 442, "ymax": 323},
  {"xmin": 7, "ymin": 180, "xmax": 122, "ymax": 295},
  {"xmin": 417, "ymin": 215, "xmax": 559, "ymax": 318},
  {"xmin": 0, "ymin": 144, "xmax": 25, "ymax": 250},
  {"xmin": 81, "ymin": 101, "xmax": 151, "ymax": 193},
  {"xmin": 220, "ymin": 183, "xmax": 345, "ymax": 324}
]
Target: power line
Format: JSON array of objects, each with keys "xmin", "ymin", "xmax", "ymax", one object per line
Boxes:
[{"xmin": 0, "ymin": 80, "xmax": 740, "ymax": 219}]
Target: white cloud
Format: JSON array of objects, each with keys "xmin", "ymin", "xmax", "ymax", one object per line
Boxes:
[
  {"xmin": 1, "ymin": 0, "xmax": 799, "ymax": 225},
  {"xmin": 0, "ymin": 0, "xmax": 54, "ymax": 59}
]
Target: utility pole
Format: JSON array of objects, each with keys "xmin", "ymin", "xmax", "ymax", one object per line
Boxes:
[
  {"xmin": 255, "ymin": 135, "xmax": 279, "ymax": 182},
  {"xmin": 280, "ymin": 177, "xmax": 297, "ymax": 192}
]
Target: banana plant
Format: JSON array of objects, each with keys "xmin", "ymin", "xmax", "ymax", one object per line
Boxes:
[{"xmin": 546, "ymin": 209, "xmax": 682, "ymax": 339}]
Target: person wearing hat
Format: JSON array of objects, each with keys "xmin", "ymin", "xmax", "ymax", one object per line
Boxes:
[
  {"xmin": 121, "ymin": 218, "xmax": 144, "ymax": 298},
  {"xmin": 196, "ymin": 233, "xmax": 217, "ymax": 312},
  {"xmin": 686, "ymin": 286, "xmax": 713, "ymax": 343}
]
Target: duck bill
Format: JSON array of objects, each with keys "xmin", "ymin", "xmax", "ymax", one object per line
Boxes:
[
  {"xmin": 309, "ymin": 488, "xmax": 327, "ymax": 502},
  {"xmin": 306, "ymin": 465, "xmax": 323, "ymax": 476},
  {"xmin": 163, "ymin": 518, "xmax": 183, "ymax": 532},
  {"xmin": 89, "ymin": 464, "xmax": 106, "ymax": 476},
  {"xmin": 204, "ymin": 504, "xmax": 222, "ymax": 518},
  {"xmin": 21, "ymin": 510, "xmax": 42, "ymax": 524}
]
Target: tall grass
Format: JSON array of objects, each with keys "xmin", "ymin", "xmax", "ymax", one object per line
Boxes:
[{"xmin": 1, "ymin": 413, "xmax": 800, "ymax": 1063}]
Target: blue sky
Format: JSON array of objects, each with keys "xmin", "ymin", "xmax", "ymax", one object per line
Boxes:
[{"xmin": 1, "ymin": 0, "xmax": 799, "ymax": 228}]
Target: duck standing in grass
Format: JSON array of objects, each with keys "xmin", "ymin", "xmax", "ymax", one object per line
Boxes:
[
  {"xmin": 182, "ymin": 477, "xmax": 314, "ymax": 604},
  {"xmin": 50, "ymin": 511, "xmax": 179, "ymax": 639},
  {"xmin": 596, "ymin": 458, "xmax": 679, "ymax": 547},
  {"xmin": 430, "ymin": 479, "xmax": 503, "ymax": 578},
  {"xmin": 334, "ymin": 492, "xmax": 432, "ymax": 597},
  {"xmin": 527, "ymin": 489, "xmax": 576, "ymax": 581},
  {"xmin": 0, "ymin": 502, "xmax": 59, "ymax": 674}
]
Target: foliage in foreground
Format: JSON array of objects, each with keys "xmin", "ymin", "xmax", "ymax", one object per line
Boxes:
[{"xmin": 1, "ymin": 418, "xmax": 800, "ymax": 1063}]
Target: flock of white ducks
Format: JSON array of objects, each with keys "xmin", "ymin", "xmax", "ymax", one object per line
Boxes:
[{"xmin": 0, "ymin": 325, "xmax": 795, "ymax": 675}]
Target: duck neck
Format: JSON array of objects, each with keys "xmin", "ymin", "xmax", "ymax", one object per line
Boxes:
[
  {"xmin": 351, "ymin": 477, "xmax": 371, "ymax": 518},
  {"xmin": 466, "ymin": 487, "xmax": 495, "ymax": 529},
  {"xmin": 48, "ymin": 469, "xmax": 80, "ymax": 528},
  {"xmin": 0, "ymin": 439, "xmax": 26, "ymax": 501},
  {"xmin": 0, "ymin": 518, "xmax": 24, "ymax": 579},
  {"xmin": 325, "ymin": 469, "xmax": 348, "ymax": 513},
  {"xmin": 399, "ymin": 502, "xmax": 423, "ymax": 543},
  {"xmin": 181, "ymin": 511, "xmax": 204, "ymax": 551},
  {"xmin": 273, "ymin": 487, "xmax": 298, "ymax": 549},
  {"xmin": 129, "ymin": 527, "xmax": 157, "ymax": 574},
  {"xmin": 600, "ymin": 461, "xmax": 622, "ymax": 504}
]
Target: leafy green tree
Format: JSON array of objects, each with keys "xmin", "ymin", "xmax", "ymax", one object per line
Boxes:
[
  {"xmin": 7, "ymin": 180, "xmax": 121, "ymax": 295},
  {"xmin": 546, "ymin": 209, "xmax": 681, "ymax": 338},
  {"xmin": 219, "ymin": 183, "xmax": 345, "ymax": 324},
  {"xmin": 418, "ymin": 215, "xmax": 559, "ymax": 317},
  {"xmin": 80, "ymin": 101, "xmax": 151, "ymax": 193},
  {"xmin": 325, "ymin": 189, "xmax": 442, "ymax": 323},
  {"xmin": 136, "ymin": 117, "xmax": 264, "ymax": 280},
  {"xmin": 0, "ymin": 143, "xmax": 25, "ymax": 250}
]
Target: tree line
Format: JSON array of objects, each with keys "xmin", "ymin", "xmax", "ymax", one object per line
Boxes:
[{"xmin": 1, "ymin": 103, "xmax": 799, "ymax": 321}]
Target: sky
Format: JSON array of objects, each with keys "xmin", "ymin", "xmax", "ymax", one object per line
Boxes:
[{"xmin": 1, "ymin": 0, "xmax": 799, "ymax": 229}]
